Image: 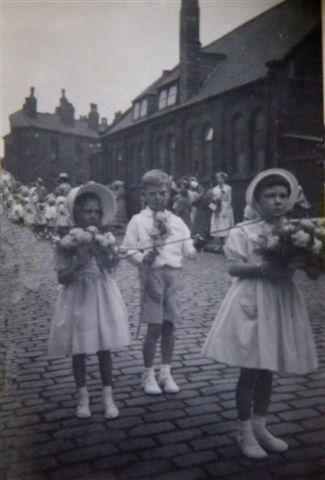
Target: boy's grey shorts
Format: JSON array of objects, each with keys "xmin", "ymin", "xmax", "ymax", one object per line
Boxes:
[{"xmin": 138, "ymin": 266, "xmax": 182, "ymax": 325}]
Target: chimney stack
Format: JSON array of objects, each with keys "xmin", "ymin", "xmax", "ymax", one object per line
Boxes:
[
  {"xmin": 88, "ymin": 103, "xmax": 99, "ymax": 130},
  {"xmin": 179, "ymin": 0, "xmax": 201, "ymax": 102},
  {"xmin": 23, "ymin": 87, "xmax": 37, "ymax": 118},
  {"xmin": 113, "ymin": 111, "xmax": 123, "ymax": 123},
  {"xmin": 55, "ymin": 89, "xmax": 75, "ymax": 125}
]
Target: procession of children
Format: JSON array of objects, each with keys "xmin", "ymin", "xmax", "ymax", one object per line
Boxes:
[{"xmin": 1, "ymin": 164, "xmax": 324, "ymax": 461}]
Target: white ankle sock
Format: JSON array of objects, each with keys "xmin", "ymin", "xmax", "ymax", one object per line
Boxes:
[
  {"xmin": 144, "ymin": 366, "xmax": 155, "ymax": 376},
  {"xmin": 160, "ymin": 364, "xmax": 171, "ymax": 377},
  {"xmin": 102, "ymin": 386, "xmax": 113, "ymax": 403},
  {"xmin": 77, "ymin": 386, "xmax": 89, "ymax": 406}
]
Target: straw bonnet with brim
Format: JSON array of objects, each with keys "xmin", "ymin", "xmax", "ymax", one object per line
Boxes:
[
  {"xmin": 67, "ymin": 182, "xmax": 117, "ymax": 227},
  {"xmin": 246, "ymin": 168, "xmax": 299, "ymax": 215}
]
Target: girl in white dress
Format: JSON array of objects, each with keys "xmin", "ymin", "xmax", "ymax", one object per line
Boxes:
[
  {"xmin": 202, "ymin": 168, "xmax": 318, "ymax": 459},
  {"xmin": 209, "ymin": 172, "xmax": 234, "ymax": 252},
  {"xmin": 48, "ymin": 183, "xmax": 130, "ymax": 419}
]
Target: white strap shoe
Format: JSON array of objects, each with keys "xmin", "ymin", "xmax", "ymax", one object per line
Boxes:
[
  {"xmin": 159, "ymin": 373, "xmax": 180, "ymax": 394},
  {"xmin": 141, "ymin": 371, "xmax": 162, "ymax": 395},
  {"xmin": 104, "ymin": 401, "xmax": 119, "ymax": 419},
  {"xmin": 76, "ymin": 403, "xmax": 91, "ymax": 418},
  {"xmin": 237, "ymin": 420, "xmax": 268, "ymax": 459},
  {"xmin": 252, "ymin": 416, "xmax": 288, "ymax": 452}
]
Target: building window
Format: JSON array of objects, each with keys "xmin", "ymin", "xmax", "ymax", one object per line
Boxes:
[
  {"xmin": 75, "ymin": 142, "xmax": 83, "ymax": 155},
  {"xmin": 133, "ymin": 102, "xmax": 140, "ymax": 120},
  {"xmin": 140, "ymin": 99, "xmax": 148, "ymax": 118},
  {"xmin": 204, "ymin": 125, "xmax": 214, "ymax": 142},
  {"xmin": 231, "ymin": 113, "xmax": 246, "ymax": 175},
  {"xmin": 250, "ymin": 110, "xmax": 266, "ymax": 172},
  {"xmin": 202, "ymin": 124, "xmax": 214, "ymax": 176},
  {"xmin": 138, "ymin": 142, "xmax": 145, "ymax": 178},
  {"xmin": 188, "ymin": 126, "xmax": 200, "ymax": 176},
  {"xmin": 159, "ymin": 85, "xmax": 178, "ymax": 110},
  {"xmin": 156, "ymin": 137, "xmax": 165, "ymax": 168},
  {"xmin": 50, "ymin": 137, "xmax": 59, "ymax": 161},
  {"xmin": 166, "ymin": 134, "xmax": 176, "ymax": 174},
  {"xmin": 167, "ymin": 85, "xmax": 178, "ymax": 107},
  {"xmin": 159, "ymin": 90, "xmax": 168, "ymax": 110}
]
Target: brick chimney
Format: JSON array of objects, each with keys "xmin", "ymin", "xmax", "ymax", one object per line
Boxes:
[
  {"xmin": 23, "ymin": 87, "xmax": 37, "ymax": 118},
  {"xmin": 179, "ymin": 0, "xmax": 201, "ymax": 102},
  {"xmin": 88, "ymin": 103, "xmax": 99, "ymax": 130},
  {"xmin": 56, "ymin": 89, "xmax": 75, "ymax": 125}
]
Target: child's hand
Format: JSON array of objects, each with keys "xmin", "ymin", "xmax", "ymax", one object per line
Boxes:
[
  {"xmin": 142, "ymin": 250, "xmax": 157, "ymax": 266},
  {"xmin": 260, "ymin": 261, "xmax": 293, "ymax": 282}
]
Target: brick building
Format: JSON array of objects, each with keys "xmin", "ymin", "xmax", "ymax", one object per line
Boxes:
[
  {"xmin": 102, "ymin": 0, "xmax": 323, "ymax": 219},
  {"xmin": 3, "ymin": 88, "xmax": 106, "ymax": 189}
]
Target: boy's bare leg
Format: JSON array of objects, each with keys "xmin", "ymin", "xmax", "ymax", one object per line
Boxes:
[
  {"xmin": 142, "ymin": 323, "xmax": 163, "ymax": 394},
  {"xmin": 161, "ymin": 320, "xmax": 175, "ymax": 364},
  {"xmin": 159, "ymin": 320, "xmax": 179, "ymax": 393}
]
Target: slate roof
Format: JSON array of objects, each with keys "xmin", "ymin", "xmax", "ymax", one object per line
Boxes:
[
  {"xmin": 105, "ymin": 0, "xmax": 320, "ymax": 137},
  {"xmin": 9, "ymin": 111, "xmax": 100, "ymax": 139}
]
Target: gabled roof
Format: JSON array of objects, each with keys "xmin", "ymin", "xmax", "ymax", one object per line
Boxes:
[
  {"xmin": 9, "ymin": 111, "xmax": 100, "ymax": 139},
  {"xmin": 105, "ymin": 0, "xmax": 320, "ymax": 137}
]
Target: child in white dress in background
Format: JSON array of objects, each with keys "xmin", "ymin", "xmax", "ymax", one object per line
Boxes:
[
  {"xmin": 48, "ymin": 183, "xmax": 130, "ymax": 419},
  {"xmin": 202, "ymin": 168, "xmax": 319, "ymax": 459}
]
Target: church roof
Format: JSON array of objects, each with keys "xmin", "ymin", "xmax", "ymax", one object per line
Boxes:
[
  {"xmin": 9, "ymin": 111, "xmax": 100, "ymax": 139},
  {"xmin": 105, "ymin": 0, "xmax": 320, "ymax": 136}
]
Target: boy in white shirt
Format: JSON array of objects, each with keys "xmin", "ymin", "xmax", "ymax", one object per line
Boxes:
[{"xmin": 122, "ymin": 169, "xmax": 196, "ymax": 395}]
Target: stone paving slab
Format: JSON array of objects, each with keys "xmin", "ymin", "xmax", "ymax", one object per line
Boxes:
[{"xmin": 1, "ymin": 215, "xmax": 325, "ymax": 479}]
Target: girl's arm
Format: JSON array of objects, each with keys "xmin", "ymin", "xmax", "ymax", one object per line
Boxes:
[
  {"xmin": 228, "ymin": 260, "xmax": 263, "ymax": 278},
  {"xmin": 228, "ymin": 260, "xmax": 293, "ymax": 281}
]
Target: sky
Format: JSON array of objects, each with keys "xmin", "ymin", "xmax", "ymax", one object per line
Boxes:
[{"xmin": 1, "ymin": 0, "xmax": 283, "ymax": 154}]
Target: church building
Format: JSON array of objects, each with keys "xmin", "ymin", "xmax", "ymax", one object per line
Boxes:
[{"xmin": 101, "ymin": 0, "xmax": 323, "ymax": 218}]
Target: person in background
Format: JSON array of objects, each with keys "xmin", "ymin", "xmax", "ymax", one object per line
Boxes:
[
  {"xmin": 174, "ymin": 180, "xmax": 192, "ymax": 229},
  {"xmin": 55, "ymin": 173, "xmax": 72, "ymax": 197},
  {"xmin": 110, "ymin": 180, "xmax": 128, "ymax": 231},
  {"xmin": 209, "ymin": 172, "xmax": 234, "ymax": 253}
]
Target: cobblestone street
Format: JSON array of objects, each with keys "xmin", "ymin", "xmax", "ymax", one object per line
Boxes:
[{"xmin": 1, "ymin": 215, "xmax": 325, "ymax": 480}]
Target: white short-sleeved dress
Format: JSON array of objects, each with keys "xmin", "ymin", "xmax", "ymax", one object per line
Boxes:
[
  {"xmin": 48, "ymin": 251, "xmax": 130, "ymax": 356},
  {"xmin": 202, "ymin": 220, "xmax": 318, "ymax": 375}
]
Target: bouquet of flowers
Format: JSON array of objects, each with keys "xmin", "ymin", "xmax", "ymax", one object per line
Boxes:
[
  {"xmin": 255, "ymin": 218, "xmax": 324, "ymax": 271},
  {"xmin": 53, "ymin": 226, "xmax": 119, "ymax": 273},
  {"xmin": 151, "ymin": 211, "xmax": 171, "ymax": 245}
]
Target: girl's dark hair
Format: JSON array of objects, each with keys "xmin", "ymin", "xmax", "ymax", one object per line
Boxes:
[
  {"xmin": 73, "ymin": 192, "xmax": 101, "ymax": 221},
  {"xmin": 254, "ymin": 175, "xmax": 291, "ymax": 201}
]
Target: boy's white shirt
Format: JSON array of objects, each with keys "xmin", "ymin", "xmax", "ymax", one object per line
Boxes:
[{"xmin": 122, "ymin": 206, "xmax": 195, "ymax": 268}]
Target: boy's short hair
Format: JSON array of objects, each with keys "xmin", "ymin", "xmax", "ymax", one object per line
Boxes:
[{"xmin": 141, "ymin": 169, "xmax": 169, "ymax": 188}]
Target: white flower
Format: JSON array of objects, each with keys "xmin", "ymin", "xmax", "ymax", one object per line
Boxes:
[
  {"xmin": 291, "ymin": 229, "xmax": 311, "ymax": 248},
  {"xmin": 155, "ymin": 212, "xmax": 168, "ymax": 223},
  {"xmin": 103, "ymin": 232, "xmax": 115, "ymax": 245},
  {"xmin": 299, "ymin": 219, "xmax": 315, "ymax": 233},
  {"xmin": 87, "ymin": 226, "xmax": 99, "ymax": 235},
  {"xmin": 266, "ymin": 235, "xmax": 280, "ymax": 249},
  {"xmin": 312, "ymin": 239, "xmax": 323, "ymax": 255},
  {"xmin": 60, "ymin": 234, "xmax": 75, "ymax": 249},
  {"xmin": 70, "ymin": 228, "xmax": 92, "ymax": 243},
  {"xmin": 282, "ymin": 224, "xmax": 297, "ymax": 234}
]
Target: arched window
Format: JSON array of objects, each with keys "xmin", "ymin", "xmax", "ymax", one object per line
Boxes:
[
  {"xmin": 156, "ymin": 137, "xmax": 165, "ymax": 169},
  {"xmin": 188, "ymin": 126, "xmax": 199, "ymax": 176},
  {"xmin": 201, "ymin": 124, "xmax": 214, "ymax": 177},
  {"xmin": 166, "ymin": 134, "xmax": 176, "ymax": 174},
  {"xmin": 250, "ymin": 110, "xmax": 266, "ymax": 172},
  {"xmin": 231, "ymin": 113, "xmax": 245, "ymax": 175},
  {"xmin": 116, "ymin": 148, "xmax": 124, "ymax": 180},
  {"xmin": 137, "ymin": 142, "xmax": 145, "ymax": 181}
]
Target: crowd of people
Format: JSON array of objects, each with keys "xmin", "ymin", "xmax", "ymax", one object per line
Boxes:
[
  {"xmin": 1, "ymin": 164, "xmax": 323, "ymax": 461},
  {"xmin": 0, "ymin": 171, "xmax": 129, "ymax": 239}
]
